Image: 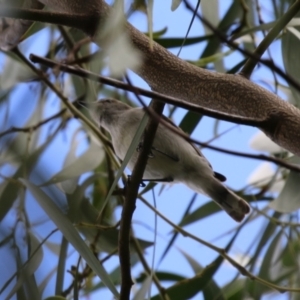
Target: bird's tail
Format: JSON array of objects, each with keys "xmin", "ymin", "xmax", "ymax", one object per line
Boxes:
[
  {"xmin": 208, "ymin": 183, "xmax": 250, "ymax": 222},
  {"xmin": 187, "ymin": 179, "xmax": 250, "ymax": 222}
]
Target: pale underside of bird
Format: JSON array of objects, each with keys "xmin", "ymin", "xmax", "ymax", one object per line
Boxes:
[{"xmin": 93, "ymin": 98, "xmax": 250, "ymax": 222}]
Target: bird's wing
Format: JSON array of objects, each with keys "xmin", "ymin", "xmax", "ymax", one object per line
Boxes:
[{"xmin": 160, "ymin": 114, "xmax": 227, "ymax": 182}]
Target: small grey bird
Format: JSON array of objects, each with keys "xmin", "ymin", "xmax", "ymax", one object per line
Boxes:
[{"xmin": 93, "ymin": 98, "xmax": 250, "ymax": 222}]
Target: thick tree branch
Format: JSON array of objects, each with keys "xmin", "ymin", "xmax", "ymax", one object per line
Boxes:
[
  {"xmin": 0, "ymin": 5, "xmax": 99, "ymax": 36},
  {"xmin": 29, "ymin": 54, "xmax": 265, "ymax": 127}
]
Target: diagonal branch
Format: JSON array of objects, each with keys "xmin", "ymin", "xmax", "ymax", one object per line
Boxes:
[
  {"xmin": 29, "ymin": 54, "xmax": 265, "ymax": 127},
  {"xmin": 0, "ymin": 5, "xmax": 99, "ymax": 35},
  {"xmin": 183, "ymin": 0, "xmax": 300, "ymax": 81},
  {"xmin": 0, "ymin": 109, "xmax": 68, "ymax": 139}
]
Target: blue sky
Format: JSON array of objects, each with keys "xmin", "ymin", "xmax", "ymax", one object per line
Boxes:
[{"xmin": 0, "ymin": 1, "xmax": 290, "ymax": 299}]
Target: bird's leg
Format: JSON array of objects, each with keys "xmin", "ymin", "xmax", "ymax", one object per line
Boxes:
[
  {"xmin": 127, "ymin": 174, "xmax": 146, "ymax": 187},
  {"xmin": 136, "ymin": 141, "xmax": 155, "ymax": 158},
  {"xmin": 127, "ymin": 175, "xmax": 174, "ymax": 187}
]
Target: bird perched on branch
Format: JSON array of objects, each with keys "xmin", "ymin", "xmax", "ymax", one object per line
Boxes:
[{"xmin": 92, "ymin": 98, "xmax": 250, "ymax": 222}]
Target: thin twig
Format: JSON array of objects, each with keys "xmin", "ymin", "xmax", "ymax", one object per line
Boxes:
[
  {"xmin": 131, "ymin": 235, "xmax": 169, "ymax": 300},
  {"xmin": 241, "ymin": 0, "xmax": 300, "ymax": 78},
  {"xmin": 29, "ymin": 54, "xmax": 266, "ymax": 127},
  {"xmin": 0, "ymin": 109, "xmax": 68, "ymax": 139},
  {"xmin": 183, "ymin": 0, "xmax": 300, "ymax": 90},
  {"xmin": 138, "ymin": 195, "xmax": 300, "ymax": 294},
  {"xmin": 132, "ymin": 93, "xmax": 300, "ymax": 173},
  {"xmin": 159, "ymin": 111, "xmax": 300, "ymax": 172},
  {"xmin": 2, "ymin": 3, "xmax": 300, "ymax": 91}
]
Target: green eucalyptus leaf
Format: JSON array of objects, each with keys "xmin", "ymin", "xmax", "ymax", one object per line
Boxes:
[
  {"xmin": 5, "ymin": 232, "xmax": 43, "ymax": 300},
  {"xmin": 42, "ymin": 133, "xmax": 104, "ymax": 187},
  {"xmin": 55, "ymin": 236, "xmax": 68, "ymax": 295},
  {"xmin": 68, "ymin": 196, "xmax": 153, "ymax": 253},
  {"xmin": 136, "ymin": 271, "xmax": 185, "ymax": 283},
  {"xmin": 44, "ymin": 297, "xmax": 67, "ymax": 300},
  {"xmin": 223, "ymin": 279, "xmax": 247, "ymax": 300},
  {"xmin": 282, "ymin": 14, "xmax": 300, "ymax": 107},
  {"xmin": 0, "ymin": 55, "xmax": 36, "ymax": 90},
  {"xmin": 247, "ymin": 211, "xmax": 281, "ymax": 272},
  {"xmin": 154, "ymin": 34, "xmax": 212, "ymax": 49},
  {"xmin": 20, "ymin": 180, "xmax": 119, "ymax": 298},
  {"xmin": 171, "ymin": 0, "xmax": 182, "ymax": 11},
  {"xmin": 179, "ymin": 110, "xmax": 202, "ymax": 135},
  {"xmin": 150, "ymin": 261, "xmax": 219, "ymax": 300},
  {"xmin": 0, "ymin": 125, "xmax": 60, "ymax": 221},
  {"xmin": 269, "ymin": 168, "xmax": 300, "ymax": 213},
  {"xmin": 179, "ymin": 249, "xmax": 225, "ymax": 300},
  {"xmin": 201, "ymin": 1, "xmax": 242, "ymax": 58},
  {"xmin": 133, "ymin": 276, "xmax": 152, "ymax": 300},
  {"xmin": 84, "ymin": 253, "xmax": 140, "ymax": 293}
]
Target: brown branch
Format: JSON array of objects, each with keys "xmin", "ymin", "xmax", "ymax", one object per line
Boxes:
[
  {"xmin": 0, "ymin": 109, "xmax": 68, "ymax": 139},
  {"xmin": 122, "ymin": 1, "xmax": 300, "ymax": 156},
  {"xmin": 0, "ymin": 1, "xmax": 44, "ymax": 50},
  {"xmin": 118, "ymin": 100, "xmax": 164, "ymax": 299},
  {"xmin": 0, "ymin": 5, "xmax": 99, "ymax": 35},
  {"xmin": 29, "ymin": 54, "xmax": 265, "ymax": 127},
  {"xmin": 1, "ymin": 3, "xmax": 298, "ymax": 91}
]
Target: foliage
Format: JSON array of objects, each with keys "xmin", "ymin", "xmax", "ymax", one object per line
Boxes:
[{"xmin": 0, "ymin": 0, "xmax": 300, "ymax": 299}]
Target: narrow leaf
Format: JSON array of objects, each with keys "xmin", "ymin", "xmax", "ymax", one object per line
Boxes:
[
  {"xmin": 171, "ymin": 0, "xmax": 182, "ymax": 11},
  {"xmin": 21, "ymin": 180, "xmax": 119, "ymax": 298}
]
